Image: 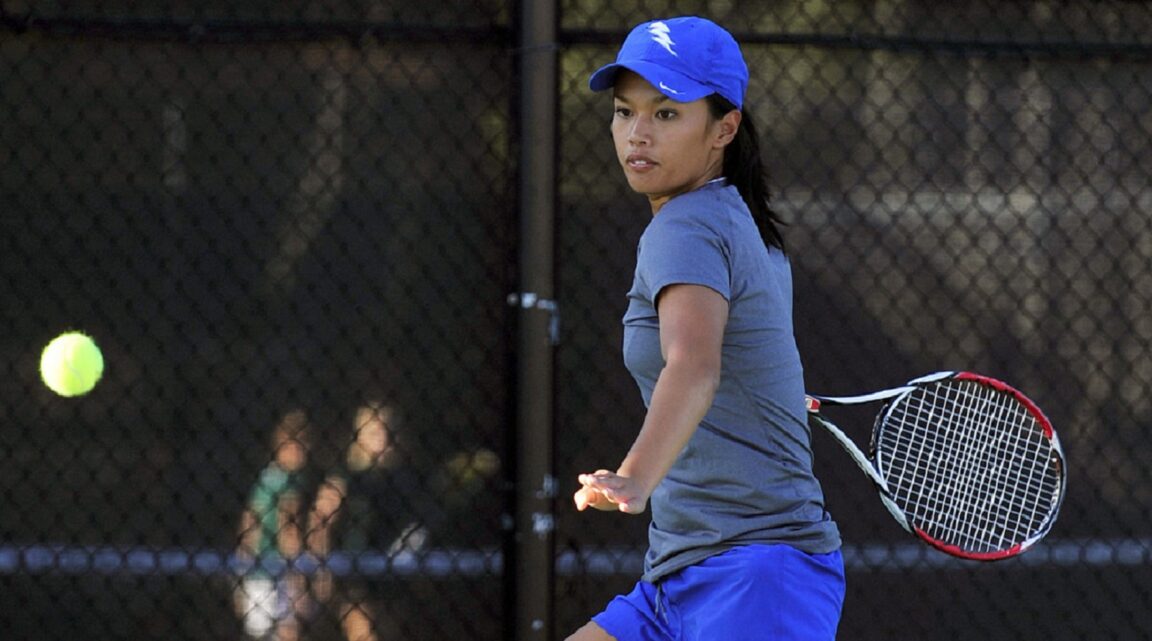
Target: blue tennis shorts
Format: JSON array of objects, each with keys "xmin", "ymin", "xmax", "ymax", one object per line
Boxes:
[{"xmin": 592, "ymin": 544, "xmax": 845, "ymax": 641}]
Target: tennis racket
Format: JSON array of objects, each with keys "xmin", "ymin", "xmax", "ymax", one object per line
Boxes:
[{"xmin": 807, "ymin": 371, "xmax": 1066, "ymax": 560}]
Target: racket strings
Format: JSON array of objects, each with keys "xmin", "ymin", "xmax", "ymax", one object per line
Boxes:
[
  {"xmin": 910, "ymin": 386, "xmax": 1057, "ymax": 550},
  {"xmin": 941, "ymin": 386, "xmax": 1030, "ymax": 549},
  {"xmin": 906, "ymin": 389, "xmax": 1053, "ymax": 551},
  {"xmin": 876, "ymin": 381, "xmax": 1062, "ymax": 554}
]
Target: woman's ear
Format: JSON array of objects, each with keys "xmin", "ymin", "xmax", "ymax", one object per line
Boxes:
[{"xmin": 715, "ymin": 109, "xmax": 742, "ymax": 148}]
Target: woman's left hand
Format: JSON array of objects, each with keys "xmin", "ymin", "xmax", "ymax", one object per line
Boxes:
[{"xmin": 574, "ymin": 470, "xmax": 650, "ymax": 514}]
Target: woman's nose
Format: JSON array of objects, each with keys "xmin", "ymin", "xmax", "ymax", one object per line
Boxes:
[{"xmin": 628, "ymin": 116, "xmax": 652, "ymax": 145}]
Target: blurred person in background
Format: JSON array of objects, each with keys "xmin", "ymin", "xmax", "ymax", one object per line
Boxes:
[
  {"xmin": 307, "ymin": 401, "xmax": 424, "ymax": 641},
  {"xmin": 235, "ymin": 408, "xmax": 316, "ymax": 641},
  {"xmin": 307, "ymin": 399, "xmax": 502, "ymax": 640}
]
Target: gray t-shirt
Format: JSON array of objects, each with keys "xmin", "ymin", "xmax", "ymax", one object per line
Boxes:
[{"xmin": 622, "ymin": 181, "xmax": 840, "ymax": 582}]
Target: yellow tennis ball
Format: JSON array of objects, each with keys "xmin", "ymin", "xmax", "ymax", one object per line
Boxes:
[{"xmin": 40, "ymin": 332, "xmax": 105, "ymax": 397}]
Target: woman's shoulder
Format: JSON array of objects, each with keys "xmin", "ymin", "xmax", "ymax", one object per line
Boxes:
[
  {"xmin": 664, "ymin": 183, "xmax": 746, "ymax": 223},
  {"xmin": 649, "ymin": 184, "xmax": 747, "ymax": 248}
]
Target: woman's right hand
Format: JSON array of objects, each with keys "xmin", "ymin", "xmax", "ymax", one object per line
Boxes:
[{"xmin": 573, "ymin": 469, "xmax": 649, "ymax": 514}]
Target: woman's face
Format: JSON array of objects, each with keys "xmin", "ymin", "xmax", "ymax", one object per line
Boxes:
[{"xmin": 610, "ymin": 71, "xmax": 738, "ymax": 213}]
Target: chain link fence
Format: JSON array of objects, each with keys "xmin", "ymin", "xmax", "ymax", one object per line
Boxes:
[{"xmin": 3, "ymin": 1, "xmax": 1150, "ymax": 639}]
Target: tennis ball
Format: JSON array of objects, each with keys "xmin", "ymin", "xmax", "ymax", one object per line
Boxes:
[{"xmin": 40, "ymin": 332, "xmax": 104, "ymax": 397}]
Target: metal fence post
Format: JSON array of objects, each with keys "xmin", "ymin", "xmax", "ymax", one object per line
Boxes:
[{"xmin": 511, "ymin": 0, "xmax": 558, "ymax": 639}]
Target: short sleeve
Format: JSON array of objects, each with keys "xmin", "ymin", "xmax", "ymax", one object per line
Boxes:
[{"xmin": 636, "ymin": 210, "xmax": 731, "ymax": 304}]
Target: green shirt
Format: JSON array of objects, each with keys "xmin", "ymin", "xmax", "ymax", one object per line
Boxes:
[{"xmin": 246, "ymin": 463, "xmax": 310, "ymax": 571}]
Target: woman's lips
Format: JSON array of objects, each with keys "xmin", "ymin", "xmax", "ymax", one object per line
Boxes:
[{"xmin": 626, "ymin": 154, "xmax": 657, "ymax": 171}]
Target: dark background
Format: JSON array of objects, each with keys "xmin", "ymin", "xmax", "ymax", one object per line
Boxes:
[{"xmin": 2, "ymin": 1, "xmax": 1150, "ymax": 639}]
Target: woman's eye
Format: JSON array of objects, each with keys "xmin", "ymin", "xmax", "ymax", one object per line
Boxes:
[
  {"xmin": 614, "ymin": 107, "xmax": 632, "ymax": 118},
  {"xmin": 656, "ymin": 109, "xmax": 677, "ymax": 120}
]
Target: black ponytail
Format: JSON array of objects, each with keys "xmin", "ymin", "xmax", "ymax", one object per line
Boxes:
[{"xmin": 707, "ymin": 95, "xmax": 786, "ymax": 252}]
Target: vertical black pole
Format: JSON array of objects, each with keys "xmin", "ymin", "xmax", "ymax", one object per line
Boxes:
[{"xmin": 512, "ymin": 0, "xmax": 557, "ymax": 639}]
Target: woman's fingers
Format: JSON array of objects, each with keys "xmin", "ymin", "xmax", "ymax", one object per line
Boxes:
[
  {"xmin": 574, "ymin": 485, "xmax": 613, "ymax": 511},
  {"xmin": 574, "ymin": 471, "xmax": 647, "ymax": 514}
]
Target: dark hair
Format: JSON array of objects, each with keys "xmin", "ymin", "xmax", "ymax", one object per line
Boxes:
[{"xmin": 706, "ymin": 95, "xmax": 786, "ymax": 251}]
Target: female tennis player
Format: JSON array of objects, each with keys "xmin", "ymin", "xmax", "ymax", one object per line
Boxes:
[{"xmin": 568, "ymin": 17, "xmax": 844, "ymax": 641}]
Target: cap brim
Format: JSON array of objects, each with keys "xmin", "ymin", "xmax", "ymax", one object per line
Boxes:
[{"xmin": 588, "ymin": 61, "xmax": 713, "ymax": 103}]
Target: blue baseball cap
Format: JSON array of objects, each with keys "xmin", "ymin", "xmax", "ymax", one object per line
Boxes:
[{"xmin": 588, "ymin": 16, "xmax": 748, "ymax": 109}]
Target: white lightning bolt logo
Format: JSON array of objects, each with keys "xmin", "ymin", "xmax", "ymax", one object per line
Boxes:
[{"xmin": 647, "ymin": 22, "xmax": 677, "ymax": 56}]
